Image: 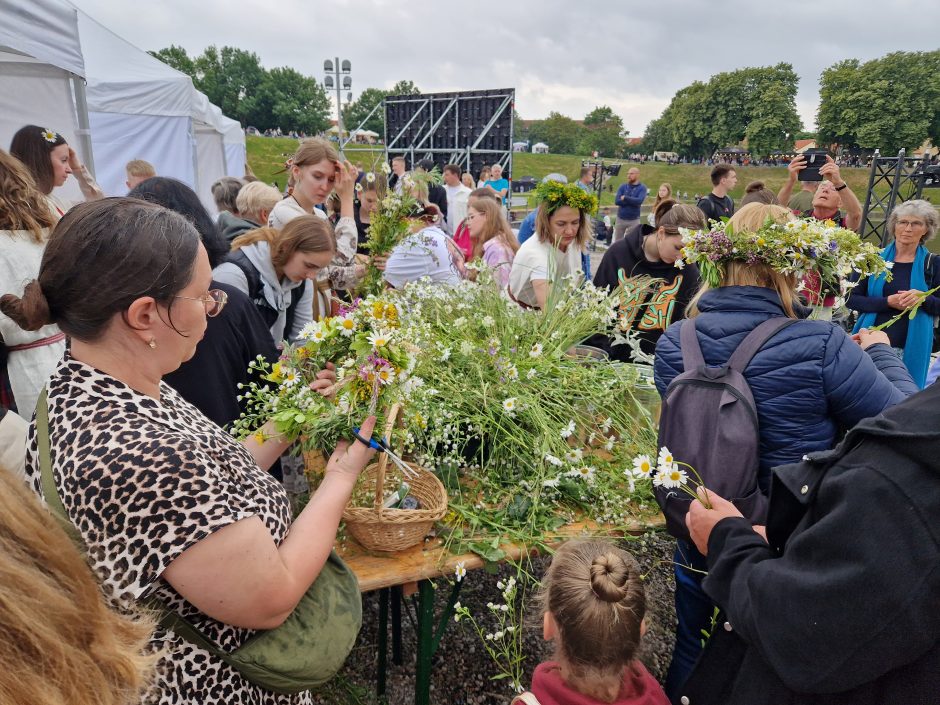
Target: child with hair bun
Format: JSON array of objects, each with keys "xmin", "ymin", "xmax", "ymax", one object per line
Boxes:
[{"xmin": 514, "ymin": 540, "xmax": 668, "ymax": 705}]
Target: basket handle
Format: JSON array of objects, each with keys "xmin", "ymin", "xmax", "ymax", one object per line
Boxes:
[{"xmin": 372, "ymin": 403, "xmax": 401, "ymax": 513}]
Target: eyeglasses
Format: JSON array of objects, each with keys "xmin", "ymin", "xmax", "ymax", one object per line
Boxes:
[
  {"xmin": 897, "ymin": 219, "xmax": 927, "ymax": 229},
  {"xmin": 172, "ymin": 289, "xmax": 228, "ymax": 317}
]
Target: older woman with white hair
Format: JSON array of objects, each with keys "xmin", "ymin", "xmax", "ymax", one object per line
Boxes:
[{"xmin": 849, "ymin": 199, "xmax": 940, "ymax": 387}]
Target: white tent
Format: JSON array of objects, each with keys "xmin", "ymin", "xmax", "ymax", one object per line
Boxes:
[
  {"xmin": 219, "ymin": 114, "xmax": 247, "ymax": 179},
  {"xmin": 76, "ymin": 8, "xmax": 229, "ymax": 212},
  {"xmin": 0, "ymin": 0, "xmax": 93, "ymax": 203}
]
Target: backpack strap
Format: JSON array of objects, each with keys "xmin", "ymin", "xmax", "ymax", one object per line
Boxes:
[
  {"xmin": 679, "ymin": 318, "xmax": 707, "ymax": 371},
  {"xmin": 726, "ymin": 317, "xmax": 797, "ymax": 373},
  {"xmin": 227, "ymin": 249, "xmax": 263, "ymax": 301},
  {"xmin": 37, "ymin": 388, "xmax": 84, "ymax": 547}
]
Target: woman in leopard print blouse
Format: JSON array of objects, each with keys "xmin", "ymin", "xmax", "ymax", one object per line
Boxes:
[{"xmin": 1, "ymin": 198, "xmax": 377, "ymax": 705}]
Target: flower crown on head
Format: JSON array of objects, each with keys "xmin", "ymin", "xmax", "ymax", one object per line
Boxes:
[
  {"xmin": 678, "ymin": 217, "xmax": 891, "ymax": 293},
  {"xmin": 41, "ymin": 128, "xmax": 58, "ymax": 144},
  {"xmin": 533, "ymin": 180, "xmax": 598, "ymax": 216}
]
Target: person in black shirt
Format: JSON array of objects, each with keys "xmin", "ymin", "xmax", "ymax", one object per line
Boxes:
[
  {"xmin": 589, "ymin": 201, "xmax": 705, "ymax": 361},
  {"xmin": 696, "ymin": 164, "xmax": 737, "ymax": 222}
]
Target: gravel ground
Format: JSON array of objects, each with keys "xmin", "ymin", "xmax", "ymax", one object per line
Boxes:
[{"xmin": 311, "ymin": 530, "xmax": 676, "ymax": 705}]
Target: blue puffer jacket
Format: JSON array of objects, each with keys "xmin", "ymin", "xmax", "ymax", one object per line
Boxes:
[{"xmin": 654, "ymin": 287, "xmax": 918, "ymax": 491}]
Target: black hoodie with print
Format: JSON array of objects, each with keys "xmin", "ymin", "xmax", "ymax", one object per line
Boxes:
[{"xmin": 589, "ymin": 223, "xmax": 700, "ymax": 362}]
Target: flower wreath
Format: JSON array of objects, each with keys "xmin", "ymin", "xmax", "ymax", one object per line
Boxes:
[
  {"xmin": 533, "ymin": 180, "xmax": 598, "ymax": 216},
  {"xmin": 678, "ymin": 217, "xmax": 891, "ymax": 294}
]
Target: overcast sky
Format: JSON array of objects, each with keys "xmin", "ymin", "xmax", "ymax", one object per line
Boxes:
[{"xmin": 70, "ymin": 0, "xmax": 939, "ymax": 136}]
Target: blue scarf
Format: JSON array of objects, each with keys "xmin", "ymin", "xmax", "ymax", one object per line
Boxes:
[{"xmin": 853, "ymin": 242, "xmax": 932, "ymax": 388}]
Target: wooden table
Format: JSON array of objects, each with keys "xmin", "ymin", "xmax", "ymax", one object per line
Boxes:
[{"xmin": 337, "ymin": 514, "xmax": 664, "ymax": 705}]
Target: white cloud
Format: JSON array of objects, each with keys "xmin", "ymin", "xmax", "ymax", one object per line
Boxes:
[{"xmin": 68, "ymin": 0, "xmax": 940, "ymax": 136}]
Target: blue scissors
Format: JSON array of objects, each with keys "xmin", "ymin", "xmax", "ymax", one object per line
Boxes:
[{"xmin": 352, "ymin": 427, "xmax": 420, "ymax": 479}]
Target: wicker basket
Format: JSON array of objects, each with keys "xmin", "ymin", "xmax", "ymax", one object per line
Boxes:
[{"xmin": 342, "ymin": 404, "xmax": 447, "ymax": 552}]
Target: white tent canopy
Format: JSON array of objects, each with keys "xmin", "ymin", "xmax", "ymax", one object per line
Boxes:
[
  {"xmin": 75, "ymin": 7, "xmax": 233, "ymax": 212},
  {"xmin": 0, "ymin": 0, "xmax": 244, "ymax": 213},
  {"xmin": 0, "ymin": 0, "xmax": 92, "ymax": 203}
]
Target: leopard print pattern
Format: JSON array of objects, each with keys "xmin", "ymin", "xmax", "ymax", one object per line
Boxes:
[{"xmin": 25, "ymin": 355, "xmax": 312, "ymax": 705}]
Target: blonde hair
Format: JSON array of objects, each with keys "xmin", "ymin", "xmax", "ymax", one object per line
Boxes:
[
  {"xmin": 653, "ymin": 182, "xmax": 672, "ymax": 212},
  {"xmin": 124, "ymin": 159, "xmax": 155, "ymax": 179},
  {"xmin": 0, "ymin": 465, "xmax": 154, "ymax": 705},
  {"xmin": 468, "ymin": 198, "xmax": 519, "ymax": 260},
  {"xmin": 0, "ymin": 149, "xmax": 56, "ymax": 243},
  {"xmin": 540, "ymin": 540, "xmax": 646, "ymax": 703},
  {"xmin": 688, "ymin": 203, "xmax": 800, "ymax": 318},
  {"xmin": 235, "ymin": 181, "xmax": 281, "ymax": 222},
  {"xmin": 231, "ymin": 214, "xmax": 335, "ymax": 278},
  {"xmin": 535, "ymin": 203, "xmax": 593, "ymax": 248}
]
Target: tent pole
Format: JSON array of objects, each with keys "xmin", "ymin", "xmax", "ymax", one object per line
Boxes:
[{"xmin": 70, "ymin": 74, "xmax": 95, "ymax": 175}]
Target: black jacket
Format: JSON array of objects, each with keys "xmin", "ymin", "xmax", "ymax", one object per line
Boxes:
[
  {"xmin": 163, "ymin": 281, "xmax": 279, "ymax": 430},
  {"xmin": 589, "ymin": 224, "xmax": 700, "ymax": 361},
  {"xmin": 680, "ymin": 382, "xmax": 940, "ymax": 705}
]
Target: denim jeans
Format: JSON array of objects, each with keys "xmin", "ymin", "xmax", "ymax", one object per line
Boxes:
[
  {"xmin": 581, "ymin": 252, "xmax": 592, "ymax": 280},
  {"xmin": 664, "ymin": 540, "xmax": 713, "ymax": 700}
]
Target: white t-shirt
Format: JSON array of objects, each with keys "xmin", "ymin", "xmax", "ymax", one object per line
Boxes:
[
  {"xmin": 384, "ymin": 226, "xmax": 466, "ymax": 289},
  {"xmin": 444, "ymin": 183, "xmax": 471, "ymax": 234},
  {"xmin": 507, "ymin": 234, "xmax": 582, "ymax": 308}
]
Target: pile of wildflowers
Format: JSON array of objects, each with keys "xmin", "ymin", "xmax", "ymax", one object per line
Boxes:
[{"xmin": 385, "ymin": 270, "xmax": 660, "ymax": 559}]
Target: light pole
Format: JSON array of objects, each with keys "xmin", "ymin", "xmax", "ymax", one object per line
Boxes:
[{"xmin": 323, "ymin": 58, "xmax": 352, "ymax": 154}]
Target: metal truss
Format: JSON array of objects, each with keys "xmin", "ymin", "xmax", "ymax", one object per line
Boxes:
[
  {"xmin": 383, "ymin": 88, "xmax": 515, "ymax": 178},
  {"xmin": 860, "ymin": 149, "xmax": 932, "ymax": 245}
]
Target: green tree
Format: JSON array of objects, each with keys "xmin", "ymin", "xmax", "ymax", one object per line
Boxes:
[
  {"xmin": 247, "ymin": 67, "xmax": 331, "ymax": 134},
  {"xmin": 579, "ymin": 105, "xmax": 627, "ymax": 156},
  {"xmin": 192, "ymin": 46, "xmax": 266, "ymax": 126},
  {"xmin": 818, "ymin": 51, "xmax": 940, "ymax": 153},
  {"xmin": 527, "ymin": 112, "xmax": 584, "ymax": 155},
  {"xmin": 641, "ymin": 63, "xmax": 802, "ymax": 158},
  {"xmin": 344, "ymin": 87, "xmax": 389, "ymax": 135},
  {"xmin": 149, "ymin": 45, "xmax": 195, "ymax": 76},
  {"xmin": 389, "ymin": 80, "xmax": 421, "ymax": 96}
]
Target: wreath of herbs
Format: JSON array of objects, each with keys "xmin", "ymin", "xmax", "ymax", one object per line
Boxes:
[{"xmin": 678, "ymin": 217, "xmax": 890, "ymax": 298}]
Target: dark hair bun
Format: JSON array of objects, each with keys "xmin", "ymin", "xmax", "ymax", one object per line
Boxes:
[
  {"xmin": 745, "ymin": 180, "xmax": 766, "ymax": 193},
  {"xmin": 589, "ymin": 552, "xmax": 630, "ymax": 603},
  {"xmin": 0, "ymin": 280, "xmax": 52, "ymax": 331}
]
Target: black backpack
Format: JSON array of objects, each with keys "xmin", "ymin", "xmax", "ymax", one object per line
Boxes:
[
  {"xmin": 655, "ymin": 317, "xmax": 796, "ymax": 541},
  {"xmin": 226, "ymin": 250, "xmax": 305, "ymax": 338}
]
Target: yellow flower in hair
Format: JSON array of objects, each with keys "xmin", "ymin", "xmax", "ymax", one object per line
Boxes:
[{"xmin": 41, "ymin": 129, "xmax": 58, "ymax": 143}]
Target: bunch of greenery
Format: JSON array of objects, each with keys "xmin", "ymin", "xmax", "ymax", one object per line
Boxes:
[
  {"xmin": 358, "ymin": 166, "xmax": 444, "ymax": 297},
  {"xmin": 387, "ymin": 270, "xmax": 659, "ymax": 561},
  {"xmin": 231, "ymin": 296, "xmax": 419, "ymax": 453}
]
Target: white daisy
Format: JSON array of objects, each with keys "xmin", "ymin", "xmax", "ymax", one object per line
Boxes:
[
  {"xmin": 507, "ymin": 365, "xmax": 519, "ymax": 380},
  {"xmin": 529, "ymin": 343, "xmax": 543, "ymax": 358},
  {"xmin": 657, "ymin": 446, "xmax": 676, "ymax": 471},
  {"xmin": 338, "ymin": 315, "xmax": 357, "ymax": 337},
  {"xmin": 564, "ymin": 448, "xmax": 584, "ymax": 464},
  {"xmin": 367, "ymin": 331, "xmax": 391, "ymax": 348},
  {"xmin": 659, "ymin": 463, "xmax": 688, "ymax": 489},
  {"xmin": 454, "ymin": 561, "xmax": 466, "ymax": 582},
  {"xmin": 526, "ymin": 368, "xmax": 538, "ymax": 380},
  {"xmin": 560, "ymin": 420, "xmax": 576, "ymax": 439},
  {"xmin": 502, "ymin": 397, "xmax": 518, "ymax": 414},
  {"xmin": 631, "ymin": 454, "xmax": 654, "ymax": 478}
]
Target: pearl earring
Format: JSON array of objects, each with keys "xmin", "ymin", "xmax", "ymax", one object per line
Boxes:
[{"xmin": 148, "ymin": 339, "xmax": 157, "ymax": 349}]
